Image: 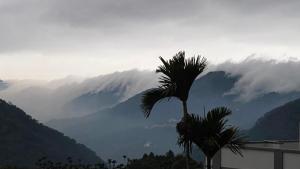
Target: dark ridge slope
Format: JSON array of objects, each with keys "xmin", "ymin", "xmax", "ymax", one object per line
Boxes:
[
  {"xmin": 0, "ymin": 99, "xmax": 101, "ymax": 167},
  {"xmin": 249, "ymin": 98, "xmax": 300, "ymax": 140}
]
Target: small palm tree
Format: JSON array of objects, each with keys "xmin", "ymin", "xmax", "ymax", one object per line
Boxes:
[
  {"xmin": 122, "ymin": 155, "xmax": 127, "ymax": 165},
  {"xmin": 107, "ymin": 159, "xmax": 112, "ymax": 169},
  {"xmin": 177, "ymin": 107, "xmax": 245, "ymax": 169},
  {"xmin": 141, "ymin": 51, "xmax": 207, "ymax": 169},
  {"xmin": 112, "ymin": 160, "xmax": 117, "ymax": 169}
]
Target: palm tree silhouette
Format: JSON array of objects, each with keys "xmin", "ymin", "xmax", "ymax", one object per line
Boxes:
[
  {"xmin": 122, "ymin": 155, "xmax": 127, "ymax": 165},
  {"xmin": 177, "ymin": 107, "xmax": 245, "ymax": 169},
  {"xmin": 141, "ymin": 51, "xmax": 207, "ymax": 169},
  {"xmin": 107, "ymin": 159, "xmax": 112, "ymax": 169},
  {"xmin": 112, "ymin": 160, "xmax": 117, "ymax": 169}
]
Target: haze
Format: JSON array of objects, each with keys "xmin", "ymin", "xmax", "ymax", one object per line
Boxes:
[{"xmin": 1, "ymin": 0, "xmax": 300, "ymax": 79}]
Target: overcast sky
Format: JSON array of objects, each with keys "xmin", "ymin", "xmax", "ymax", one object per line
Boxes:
[{"xmin": 1, "ymin": 0, "xmax": 300, "ymax": 79}]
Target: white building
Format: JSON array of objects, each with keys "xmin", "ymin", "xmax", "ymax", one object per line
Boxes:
[{"xmin": 212, "ymin": 141, "xmax": 300, "ymax": 169}]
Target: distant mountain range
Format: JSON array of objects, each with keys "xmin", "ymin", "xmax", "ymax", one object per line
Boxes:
[
  {"xmin": 0, "ymin": 80, "xmax": 8, "ymax": 91},
  {"xmin": 0, "ymin": 99, "xmax": 101, "ymax": 167},
  {"xmin": 249, "ymin": 98, "xmax": 300, "ymax": 140},
  {"xmin": 0, "ymin": 70, "xmax": 157, "ymax": 120},
  {"xmin": 63, "ymin": 84, "xmax": 130, "ymax": 117},
  {"xmin": 47, "ymin": 71, "xmax": 300, "ymax": 160},
  {"xmin": 1, "ymin": 70, "xmax": 300, "ymax": 162},
  {"xmin": 62, "ymin": 70, "xmax": 159, "ymax": 117}
]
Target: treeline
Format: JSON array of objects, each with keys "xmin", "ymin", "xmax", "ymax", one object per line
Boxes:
[
  {"xmin": 0, "ymin": 151, "xmax": 203, "ymax": 169},
  {"xmin": 123, "ymin": 151, "xmax": 203, "ymax": 169}
]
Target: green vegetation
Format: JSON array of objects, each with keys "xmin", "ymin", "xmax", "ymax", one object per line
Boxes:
[
  {"xmin": 177, "ymin": 107, "xmax": 244, "ymax": 169},
  {"xmin": 141, "ymin": 52, "xmax": 244, "ymax": 169},
  {"xmin": 34, "ymin": 151, "xmax": 203, "ymax": 169},
  {"xmin": 48, "ymin": 70, "xmax": 300, "ymax": 160},
  {"xmin": 0, "ymin": 51, "xmax": 248, "ymax": 169},
  {"xmin": 36, "ymin": 157, "xmax": 105, "ymax": 169},
  {"xmin": 125, "ymin": 151, "xmax": 202, "ymax": 169},
  {"xmin": 0, "ymin": 99, "xmax": 100, "ymax": 167},
  {"xmin": 141, "ymin": 51, "xmax": 207, "ymax": 169},
  {"xmin": 249, "ymin": 98, "xmax": 300, "ymax": 140}
]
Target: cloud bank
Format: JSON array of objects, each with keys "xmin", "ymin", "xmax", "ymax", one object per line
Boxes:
[
  {"xmin": 1, "ymin": 0, "xmax": 300, "ymax": 79},
  {"xmin": 2, "ymin": 57, "xmax": 300, "ymax": 121},
  {"xmin": 216, "ymin": 56, "xmax": 300, "ymax": 101},
  {"xmin": 1, "ymin": 0, "xmax": 299, "ymax": 53},
  {"xmin": 0, "ymin": 69, "xmax": 157, "ymax": 121}
]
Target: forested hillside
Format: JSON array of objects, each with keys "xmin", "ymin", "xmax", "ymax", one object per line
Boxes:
[
  {"xmin": 0, "ymin": 99, "xmax": 101, "ymax": 167},
  {"xmin": 249, "ymin": 98, "xmax": 300, "ymax": 140}
]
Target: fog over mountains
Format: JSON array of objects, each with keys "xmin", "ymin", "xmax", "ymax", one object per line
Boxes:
[
  {"xmin": 1, "ymin": 58, "xmax": 300, "ymax": 122},
  {"xmin": 47, "ymin": 70, "xmax": 300, "ymax": 160},
  {"xmin": 1, "ymin": 58, "xmax": 300, "ymax": 160},
  {"xmin": 218, "ymin": 57, "xmax": 300, "ymax": 101},
  {"xmin": 1, "ymin": 0, "xmax": 300, "ymax": 167},
  {"xmin": 0, "ymin": 70, "xmax": 157, "ymax": 120},
  {"xmin": 0, "ymin": 80, "xmax": 8, "ymax": 91}
]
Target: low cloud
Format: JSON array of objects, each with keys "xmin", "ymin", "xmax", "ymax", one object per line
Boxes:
[
  {"xmin": 144, "ymin": 142, "xmax": 152, "ymax": 148},
  {"xmin": 0, "ymin": 69, "xmax": 157, "ymax": 121},
  {"xmin": 145, "ymin": 118, "xmax": 179, "ymax": 129},
  {"xmin": 3, "ymin": 57, "xmax": 300, "ymax": 120},
  {"xmin": 1, "ymin": 0, "xmax": 300, "ymax": 59},
  {"xmin": 216, "ymin": 56, "xmax": 300, "ymax": 101}
]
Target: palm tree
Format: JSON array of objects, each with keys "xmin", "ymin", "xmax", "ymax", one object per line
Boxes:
[
  {"xmin": 177, "ymin": 107, "xmax": 245, "ymax": 169},
  {"xmin": 108, "ymin": 159, "xmax": 112, "ymax": 169},
  {"xmin": 122, "ymin": 155, "xmax": 127, "ymax": 165},
  {"xmin": 141, "ymin": 51, "xmax": 207, "ymax": 169},
  {"xmin": 112, "ymin": 160, "xmax": 117, "ymax": 169}
]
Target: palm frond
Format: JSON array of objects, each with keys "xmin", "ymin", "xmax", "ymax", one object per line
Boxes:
[
  {"xmin": 206, "ymin": 107, "xmax": 232, "ymax": 123},
  {"xmin": 155, "ymin": 51, "xmax": 207, "ymax": 101},
  {"xmin": 176, "ymin": 107, "xmax": 245, "ymax": 158},
  {"xmin": 220, "ymin": 127, "xmax": 246, "ymax": 156},
  {"xmin": 141, "ymin": 88, "xmax": 169, "ymax": 118}
]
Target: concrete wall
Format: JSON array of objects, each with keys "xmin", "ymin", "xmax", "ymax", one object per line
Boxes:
[
  {"xmin": 221, "ymin": 148, "xmax": 274, "ymax": 169},
  {"xmin": 283, "ymin": 153, "xmax": 300, "ymax": 169}
]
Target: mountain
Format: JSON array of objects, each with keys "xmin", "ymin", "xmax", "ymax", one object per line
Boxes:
[
  {"xmin": 63, "ymin": 84, "xmax": 133, "ymax": 117},
  {"xmin": 61, "ymin": 70, "xmax": 158, "ymax": 117},
  {"xmin": 47, "ymin": 71, "xmax": 300, "ymax": 160},
  {"xmin": 0, "ymin": 70, "xmax": 157, "ymax": 121},
  {"xmin": 0, "ymin": 99, "xmax": 101, "ymax": 167},
  {"xmin": 0, "ymin": 80, "xmax": 8, "ymax": 91},
  {"xmin": 249, "ymin": 98, "xmax": 300, "ymax": 140}
]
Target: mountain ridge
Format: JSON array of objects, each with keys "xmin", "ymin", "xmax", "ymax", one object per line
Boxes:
[
  {"xmin": 249, "ymin": 98, "xmax": 300, "ymax": 140},
  {"xmin": 0, "ymin": 99, "xmax": 101, "ymax": 167},
  {"xmin": 0, "ymin": 70, "xmax": 157, "ymax": 120},
  {"xmin": 47, "ymin": 71, "xmax": 300, "ymax": 160}
]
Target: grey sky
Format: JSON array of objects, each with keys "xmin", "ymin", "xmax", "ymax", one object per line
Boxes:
[{"xmin": 0, "ymin": 0, "xmax": 300, "ymax": 79}]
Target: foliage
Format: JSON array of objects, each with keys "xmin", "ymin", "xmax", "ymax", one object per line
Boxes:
[
  {"xmin": 0, "ymin": 99, "xmax": 100, "ymax": 167},
  {"xmin": 125, "ymin": 151, "xmax": 203, "ymax": 169},
  {"xmin": 36, "ymin": 157, "xmax": 106, "ymax": 169},
  {"xmin": 33, "ymin": 151, "xmax": 203, "ymax": 169},
  {"xmin": 177, "ymin": 107, "xmax": 245, "ymax": 169},
  {"xmin": 140, "ymin": 51, "xmax": 207, "ymax": 169},
  {"xmin": 141, "ymin": 51, "xmax": 207, "ymax": 117}
]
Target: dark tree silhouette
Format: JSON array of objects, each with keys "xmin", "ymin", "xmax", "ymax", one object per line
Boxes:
[
  {"xmin": 36, "ymin": 157, "xmax": 106, "ymax": 169},
  {"xmin": 177, "ymin": 107, "xmax": 245, "ymax": 169},
  {"xmin": 122, "ymin": 155, "xmax": 127, "ymax": 165},
  {"xmin": 141, "ymin": 51, "xmax": 207, "ymax": 169},
  {"xmin": 107, "ymin": 159, "xmax": 112, "ymax": 169},
  {"xmin": 125, "ymin": 151, "xmax": 202, "ymax": 169},
  {"xmin": 112, "ymin": 160, "xmax": 117, "ymax": 169}
]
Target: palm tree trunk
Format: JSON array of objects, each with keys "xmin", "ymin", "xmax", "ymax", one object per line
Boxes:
[
  {"xmin": 182, "ymin": 100, "xmax": 190, "ymax": 169},
  {"xmin": 182, "ymin": 100, "xmax": 188, "ymax": 117},
  {"xmin": 206, "ymin": 157, "xmax": 212, "ymax": 169}
]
